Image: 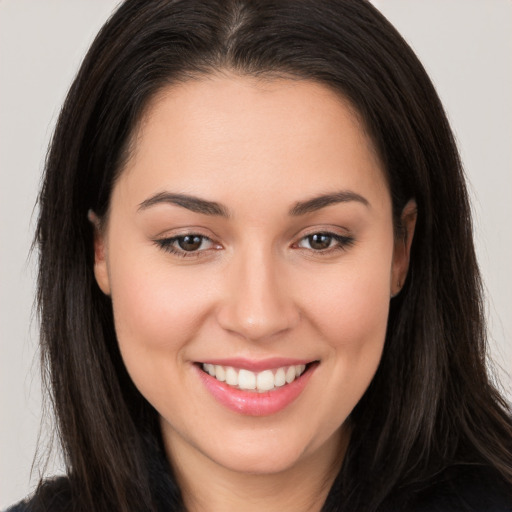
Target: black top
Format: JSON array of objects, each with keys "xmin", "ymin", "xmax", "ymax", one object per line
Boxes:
[
  {"xmin": 410, "ymin": 465, "xmax": 512, "ymax": 512},
  {"xmin": 5, "ymin": 465, "xmax": 512, "ymax": 512}
]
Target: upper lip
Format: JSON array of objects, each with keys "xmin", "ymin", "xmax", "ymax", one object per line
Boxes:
[{"xmin": 198, "ymin": 357, "xmax": 316, "ymax": 372}]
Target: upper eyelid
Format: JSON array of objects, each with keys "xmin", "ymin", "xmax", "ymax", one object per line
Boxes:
[
  {"xmin": 154, "ymin": 231, "xmax": 354, "ymax": 254},
  {"xmin": 154, "ymin": 227, "xmax": 352, "ymax": 243},
  {"xmin": 153, "ymin": 225, "xmax": 216, "ymax": 237},
  {"xmin": 156, "ymin": 233, "xmax": 216, "ymax": 247},
  {"xmin": 292, "ymin": 225, "xmax": 352, "ymax": 241},
  {"xmin": 153, "ymin": 234, "xmax": 218, "ymax": 259},
  {"xmin": 295, "ymin": 232, "xmax": 354, "ymax": 247}
]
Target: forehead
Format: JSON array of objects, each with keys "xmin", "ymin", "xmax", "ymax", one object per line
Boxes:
[{"xmin": 117, "ymin": 74, "xmax": 388, "ymax": 212}]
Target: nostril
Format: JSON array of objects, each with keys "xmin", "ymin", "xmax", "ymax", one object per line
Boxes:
[{"xmin": 216, "ymin": 304, "xmax": 300, "ymax": 342}]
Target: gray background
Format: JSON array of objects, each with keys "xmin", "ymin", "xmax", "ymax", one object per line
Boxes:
[{"xmin": 1, "ymin": 0, "xmax": 511, "ymax": 507}]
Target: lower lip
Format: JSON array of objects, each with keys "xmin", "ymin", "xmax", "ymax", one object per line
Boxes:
[{"xmin": 195, "ymin": 363, "xmax": 317, "ymax": 416}]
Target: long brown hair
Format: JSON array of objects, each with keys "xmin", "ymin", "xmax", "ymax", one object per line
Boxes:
[{"xmin": 35, "ymin": 1, "xmax": 511, "ymax": 510}]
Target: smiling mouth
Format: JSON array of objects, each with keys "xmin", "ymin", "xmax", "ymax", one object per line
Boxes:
[{"xmin": 198, "ymin": 362, "xmax": 317, "ymax": 393}]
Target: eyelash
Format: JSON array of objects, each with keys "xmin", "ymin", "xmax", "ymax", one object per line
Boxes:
[
  {"xmin": 295, "ymin": 232, "xmax": 355, "ymax": 253},
  {"xmin": 154, "ymin": 231, "xmax": 355, "ymax": 258},
  {"xmin": 154, "ymin": 234, "xmax": 217, "ymax": 258}
]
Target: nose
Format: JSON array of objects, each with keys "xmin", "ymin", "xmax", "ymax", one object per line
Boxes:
[{"xmin": 216, "ymin": 247, "xmax": 300, "ymax": 342}]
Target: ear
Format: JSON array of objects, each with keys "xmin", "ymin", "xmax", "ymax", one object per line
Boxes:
[
  {"xmin": 88, "ymin": 210, "xmax": 111, "ymax": 296},
  {"xmin": 391, "ymin": 199, "xmax": 417, "ymax": 297}
]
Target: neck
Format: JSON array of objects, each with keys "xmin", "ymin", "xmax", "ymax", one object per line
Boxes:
[{"xmin": 163, "ymin": 426, "xmax": 348, "ymax": 512}]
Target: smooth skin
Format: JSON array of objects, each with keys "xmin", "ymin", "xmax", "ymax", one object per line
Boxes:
[{"xmin": 92, "ymin": 74, "xmax": 416, "ymax": 512}]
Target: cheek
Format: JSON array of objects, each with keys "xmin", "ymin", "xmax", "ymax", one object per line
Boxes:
[
  {"xmin": 112, "ymin": 270, "xmax": 205, "ymax": 346},
  {"xmin": 107, "ymin": 249, "xmax": 217, "ymax": 392},
  {"xmin": 295, "ymin": 261, "xmax": 391, "ymax": 439},
  {"xmin": 299, "ymin": 250, "xmax": 392, "ymax": 403},
  {"xmin": 304, "ymin": 255, "xmax": 391, "ymax": 347}
]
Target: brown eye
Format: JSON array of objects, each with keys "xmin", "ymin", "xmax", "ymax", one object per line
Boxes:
[
  {"xmin": 177, "ymin": 235, "xmax": 204, "ymax": 251},
  {"xmin": 307, "ymin": 233, "xmax": 333, "ymax": 250},
  {"xmin": 155, "ymin": 233, "xmax": 217, "ymax": 257},
  {"xmin": 296, "ymin": 232, "xmax": 355, "ymax": 253}
]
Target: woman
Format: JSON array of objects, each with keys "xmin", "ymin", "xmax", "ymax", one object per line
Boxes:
[{"xmin": 7, "ymin": 0, "xmax": 512, "ymax": 511}]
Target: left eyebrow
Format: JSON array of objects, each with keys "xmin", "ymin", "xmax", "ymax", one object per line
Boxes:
[
  {"xmin": 137, "ymin": 192, "xmax": 230, "ymax": 217},
  {"xmin": 289, "ymin": 190, "xmax": 370, "ymax": 216}
]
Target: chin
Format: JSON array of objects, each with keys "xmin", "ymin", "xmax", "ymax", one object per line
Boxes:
[
  {"xmin": 211, "ymin": 445, "xmax": 308, "ymax": 475},
  {"xmin": 203, "ymin": 423, "xmax": 339, "ymax": 477}
]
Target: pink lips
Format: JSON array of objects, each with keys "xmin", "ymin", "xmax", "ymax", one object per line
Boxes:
[
  {"xmin": 194, "ymin": 359, "xmax": 318, "ymax": 416},
  {"xmin": 200, "ymin": 357, "xmax": 312, "ymax": 372}
]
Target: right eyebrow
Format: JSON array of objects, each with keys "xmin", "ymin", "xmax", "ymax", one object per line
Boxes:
[
  {"xmin": 289, "ymin": 190, "xmax": 370, "ymax": 216},
  {"xmin": 137, "ymin": 192, "xmax": 230, "ymax": 217}
]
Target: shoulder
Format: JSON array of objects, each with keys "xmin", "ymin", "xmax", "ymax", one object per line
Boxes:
[
  {"xmin": 4, "ymin": 477, "xmax": 72, "ymax": 512},
  {"xmin": 412, "ymin": 464, "xmax": 512, "ymax": 512}
]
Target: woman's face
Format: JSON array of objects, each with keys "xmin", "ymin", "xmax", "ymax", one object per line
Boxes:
[{"xmin": 93, "ymin": 75, "xmax": 414, "ymax": 477}]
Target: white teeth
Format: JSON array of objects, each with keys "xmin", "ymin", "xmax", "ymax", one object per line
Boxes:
[
  {"xmin": 274, "ymin": 368, "xmax": 286, "ymax": 387},
  {"xmin": 225, "ymin": 367, "xmax": 238, "ymax": 386},
  {"xmin": 204, "ymin": 363, "xmax": 215, "ymax": 376},
  {"xmin": 256, "ymin": 370, "xmax": 275, "ymax": 391},
  {"xmin": 215, "ymin": 365, "xmax": 225, "ymax": 382},
  {"xmin": 201, "ymin": 363, "xmax": 309, "ymax": 392},
  {"xmin": 238, "ymin": 369, "xmax": 256, "ymax": 390},
  {"xmin": 285, "ymin": 366, "xmax": 296, "ymax": 384}
]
